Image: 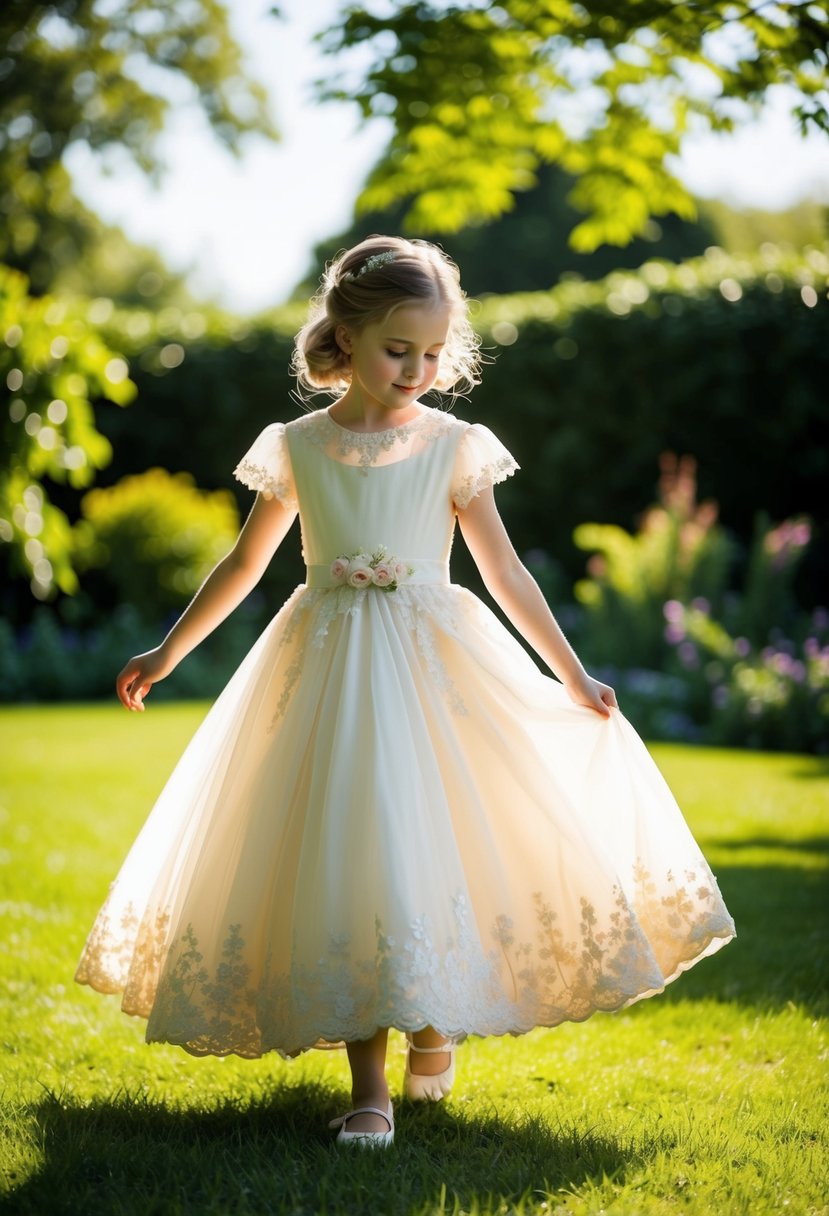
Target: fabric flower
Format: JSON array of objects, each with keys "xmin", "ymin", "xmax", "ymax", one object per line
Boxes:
[
  {"xmin": 347, "ymin": 561, "xmax": 374, "ymax": 588},
  {"xmin": 372, "ymin": 562, "xmax": 394, "ymax": 587},
  {"xmin": 328, "ymin": 546, "xmax": 412, "ymax": 592}
]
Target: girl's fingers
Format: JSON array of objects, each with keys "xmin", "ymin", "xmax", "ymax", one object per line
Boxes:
[{"xmin": 117, "ymin": 665, "xmax": 152, "ymax": 710}]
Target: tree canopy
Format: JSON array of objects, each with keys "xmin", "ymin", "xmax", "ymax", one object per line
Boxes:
[
  {"xmin": 0, "ymin": 0, "xmax": 278, "ymax": 293},
  {"xmin": 318, "ymin": 1, "xmax": 829, "ymax": 248}
]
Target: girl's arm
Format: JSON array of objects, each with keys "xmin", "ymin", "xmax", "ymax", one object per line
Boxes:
[
  {"xmin": 116, "ymin": 494, "xmax": 297, "ymax": 711},
  {"xmin": 457, "ymin": 486, "xmax": 617, "ymax": 717}
]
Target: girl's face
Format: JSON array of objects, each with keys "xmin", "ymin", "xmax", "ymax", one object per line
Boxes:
[{"xmin": 337, "ymin": 303, "xmax": 450, "ymax": 416}]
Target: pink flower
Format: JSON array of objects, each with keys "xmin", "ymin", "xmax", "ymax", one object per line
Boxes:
[
  {"xmin": 330, "ymin": 557, "xmax": 349, "ymax": 582},
  {"xmin": 393, "ymin": 561, "xmax": 411, "ymax": 584},
  {"xmin": 347, "ymin": 561, "xmax": 374, "ymax": 588},
  {"xmin": 372, "ymin": 562, "xmax": 394, "ymax": 587}
]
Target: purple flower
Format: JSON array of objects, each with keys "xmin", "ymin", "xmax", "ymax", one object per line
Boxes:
[
  {"xmin": 663, "ymin": 599, "xmax": 684, "ymax": 623},
  {"xmin": 690, "ymin": 596, "xmax": 710, "ymax": 614},
  {"xmin": 664, "ymin": 623, "xmax": 685, "ymax": 644},
  {"xmin": 771, "ymin": 652, "xmax": 794, "ymax": 675},
  {"xmin": 804, "ymin": 637, "xmax": 819, "ymax": 658},
  {"xmin": 790, "ymin": 660, "xmax": 806, "ymax": 683},
  {"xmin": 734, "ymin": 637, "xmax": 751, "ymax": 658},
  {"xmin": 678, "ymin": 641, "xmax": 699, "ymax": 669}
]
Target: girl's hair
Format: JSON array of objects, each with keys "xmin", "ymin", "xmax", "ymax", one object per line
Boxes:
[{"xmin": 292, "ymin": 235, "xmax": 481, "ymax": 398}]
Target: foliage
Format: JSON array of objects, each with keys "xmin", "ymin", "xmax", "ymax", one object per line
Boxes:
[
  {"xmin": 700, "ymin": 196, "xmax": 829, "ymax": 256},
  {"xmin": 295, "ymin": 162, "xmax": 719, "ymax": 299},
  {"xmin": 4, "ymin": 243, "xmax": 826, "ymax": 633},
  {"xmin": 572, "ymin": 450, "xmax": 735, "ymax": 669},
  {"xmin": 467, "ymin": 241, "xmax": 829, "ymax": 597},
  {"xmin": 0, "ymin": 602, "xmax": 263, "ymax": 702},
  {"xmin": 75, "ymin": 468, "xmax": 240, "ymax": 623},
  {"xmin": 0, "ymin": 265, "xmax": 137, "ymax": 598},
  {"xmin": 0, "ymin": 0, "xmax": 278, "ymax": 294},
  {"xmin": 1, "ymin": 705, "xmax": 827, "ymax": 1213},
  {"xmin": 662, "ymin": 600, "xmax": 829, "ymax": 753},
  {"xmin": 42, "ymin": 195, "xmax": 198, "ymax": 310},
  {"xmin": 318, "ymin": 1, "xmax": 829, "ymax": 246},
  {"xmin": 569, "ymin": 452, "xmax": 828, "ymax": 752}
]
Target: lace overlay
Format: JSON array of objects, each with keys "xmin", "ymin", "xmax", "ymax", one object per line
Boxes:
[
  {"xmin": 453, "ymin": 454, "xmax": 519, "ymax": 510},
  {"xmin": 233, "ymin": 421, "xmax": 298, "ymax": 507},
  {"xmin": 266, "ymin": 583, "xmax": 468, "ymax": 729},
  {"xmin": 76, "ymin": 402, "xmax": 735, "ymax": 1059},
  {"xmin": 295, "ymin": 406, "xmax": 461, "ymax": 471},
  {"xmin": 76, "ymin": 862, "xmax": 732, "ymax": 1060}
]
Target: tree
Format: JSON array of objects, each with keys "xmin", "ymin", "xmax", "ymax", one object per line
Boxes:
[
  {"xmin": 318, "ymin": 1, "xmax": 829, "ymax": 249},
  {"xmin": 0, "ymin": 1, "xmax": 279, "ymax": 601},
  {"xmin": 294, "ymin": 162, "xmax": 719, "ymax": 298},
  {"xmin": 0, "ymin": 0, "xmax": 279, "ymax": 293}
]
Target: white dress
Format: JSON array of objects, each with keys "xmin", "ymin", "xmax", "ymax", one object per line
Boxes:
[{"xmin": 75, "ymin": 405, "xmax": 736, "ymax": 1058}]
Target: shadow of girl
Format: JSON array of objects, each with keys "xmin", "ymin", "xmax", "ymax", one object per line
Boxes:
[{"xmin": 5, "ymin": 1082, "xmax": 640, "ymax": 1215}]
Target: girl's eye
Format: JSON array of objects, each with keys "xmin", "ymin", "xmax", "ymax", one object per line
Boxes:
[
  {"xmin": 386, "ymin": 349, "xmax": 405, "ymax": 358},
  {"xmin": 425, "ymin": 353, "xmax": 439, "ymax": 363}
]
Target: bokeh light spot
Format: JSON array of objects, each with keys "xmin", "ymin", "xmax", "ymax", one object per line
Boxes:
[
  {"xmin": 160, "ymin": 343, "xmax": 185, "ymax": 368},
  {"xmin": 491, "ymin": 321, "xmax": 518, "ymax": 346},
  {"xmin": 719, "ymin": 278, "xmax": 743, "ymax": 302},
  {"xmin": 105, "ymin": 357, "xmax": 129, "ymax": 383},
  {"xmin": 47, "ymin": 398, "xmax": 68, "ymax": 424}
]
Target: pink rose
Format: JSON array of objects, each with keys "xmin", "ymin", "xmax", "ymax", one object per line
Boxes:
[
  {"xmin": 393, "ymin": 561, "xmax": 410, "ymax": 584},
  {"xmin": 372, "ymin": 562, "xmax": 394, "ymax": 587},
  {"xmin": 330, "ymin": 557, "xmax": 349, "ymax": 582},
  {"xmin": 347, "ymin": 561, "xmax": 374, "ymax": 588}
]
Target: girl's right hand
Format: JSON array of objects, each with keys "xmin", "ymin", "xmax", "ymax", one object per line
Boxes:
[{"xmin": 116, "ymin": 647, "xmax": 175, "ymax": 712}]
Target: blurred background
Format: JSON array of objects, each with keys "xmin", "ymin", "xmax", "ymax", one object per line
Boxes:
[{"xmin": 1, "ymin": 0, "xmax": 828, "ymax": 753}]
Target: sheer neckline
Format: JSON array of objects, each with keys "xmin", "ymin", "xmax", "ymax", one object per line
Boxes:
[{"xmin": 324, "ymin": 405, "xmax": 433, "ymax": 437}]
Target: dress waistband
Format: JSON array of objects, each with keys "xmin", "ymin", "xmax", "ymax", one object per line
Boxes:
[{"xmin": 305, "ymin": 559, "xmax": 450, "ymax": 588}]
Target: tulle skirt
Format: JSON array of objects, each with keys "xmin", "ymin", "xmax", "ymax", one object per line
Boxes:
[{"xmin": 75, "ymin": 582, "xmax": 735, "ymax": 1058}]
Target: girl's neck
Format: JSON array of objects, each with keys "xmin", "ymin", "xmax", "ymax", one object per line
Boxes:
[{"xmin": 327, "ymin": 397, "xmax": 427, "ymax": 434}]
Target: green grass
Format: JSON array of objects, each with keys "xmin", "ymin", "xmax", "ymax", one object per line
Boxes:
[{"xmin": 0, "ymin": 703, "xmax": 827, "ymax": 1216}]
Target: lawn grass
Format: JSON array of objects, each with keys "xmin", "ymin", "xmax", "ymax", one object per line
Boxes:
[{"xmin": 0, "ymin": 702, "xmax": 827, "ymax": 1216}]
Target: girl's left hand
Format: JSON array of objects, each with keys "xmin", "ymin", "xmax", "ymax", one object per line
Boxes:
[{"xmin": 563, "ymin": 671, "xmax": 618, "ymax": 717}]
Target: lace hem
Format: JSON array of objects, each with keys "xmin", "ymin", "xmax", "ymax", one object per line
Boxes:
[{"xmin": 75, "ymin": 873, "xmax": 735, "ymax": 1060}]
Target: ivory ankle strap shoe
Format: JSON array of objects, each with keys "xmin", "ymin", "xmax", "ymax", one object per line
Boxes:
[
  {"xmin": 329, "ymin": 1099, "xmax": 394, "ymax": 1147},
  {"xmin": 404, "ymin": 1035, "xmax": 456, "ymax": 1101}
]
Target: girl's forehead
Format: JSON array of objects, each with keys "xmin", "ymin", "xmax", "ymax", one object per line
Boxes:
[{"xmin": 377, "ymin": 303, "xmax": 451, "ymax": 344}]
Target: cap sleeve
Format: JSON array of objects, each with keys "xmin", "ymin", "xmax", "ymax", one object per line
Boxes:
[
  {"xmin": 233, "ymin": 422, "xmax": 297, "ymax": 509},
  {"xmin": 451, "ymin": 423, "xmax": 519, "ymax": 510}
]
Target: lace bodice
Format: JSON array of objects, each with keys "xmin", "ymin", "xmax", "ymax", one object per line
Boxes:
[
  {"xmin": 234, "ymin": 405, "xmax": 520, "ymax": 568},
  {"xmin": 297, "ymin": 406, "xmax": 460, "ymax": 471}
]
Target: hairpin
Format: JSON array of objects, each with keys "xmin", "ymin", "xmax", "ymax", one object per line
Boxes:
[{"xmin": 343, "ymin": 250, "xmax": 398, "ymax": 282}]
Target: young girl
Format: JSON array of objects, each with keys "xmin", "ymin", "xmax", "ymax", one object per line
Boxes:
[{"xmin": 76, "ymin": 235, "xmax": 735, "ymax": 1148}]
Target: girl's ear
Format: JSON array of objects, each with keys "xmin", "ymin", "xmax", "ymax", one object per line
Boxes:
[{"xmin": 335, "ymin": 324, "xmax": 352, "ymax": 355}]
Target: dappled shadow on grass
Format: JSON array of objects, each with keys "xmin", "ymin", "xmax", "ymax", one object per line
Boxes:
[
  {"xmin": 780, "ymin": 757, "xmax": 829, "ymax": 781},
  {"xmin": 712, "ymin": 834, "xmax": 829, "ymax": 856},
  {"xmin": 3, "ymin": 1082, "xmax": 639, "ymax": 1216}
]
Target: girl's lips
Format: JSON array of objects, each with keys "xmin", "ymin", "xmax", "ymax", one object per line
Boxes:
[{"xmin": 394, "ymin": 384, "xmax": 420, "ymax": 393}]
